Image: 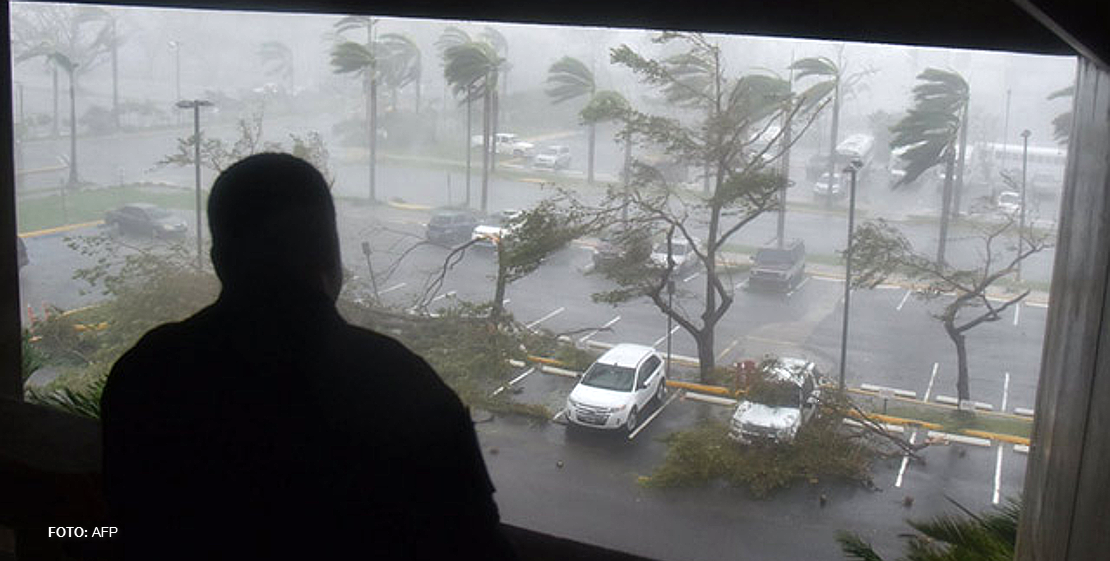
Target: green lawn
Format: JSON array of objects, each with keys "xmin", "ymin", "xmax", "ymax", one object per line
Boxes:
[{"xmin": 18, "ymin": 185, "xmax": 200, "ymax": 234}]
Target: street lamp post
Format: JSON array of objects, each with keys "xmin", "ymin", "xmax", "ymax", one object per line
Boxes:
[
  {"xmin": 176, "ymin": 99, "xmax": 213, "ymax": 269},
  {"xmin": 1018, "ymin": 130, "xmax": 1031, "ymax": 283},
  {"xmin": 168, "ymin": 41, "xmax": 182, "ymax": 123},
  {"xmin": 838, "ymin": 160, "xmax": 862, "ymax": 390},
  {"xmin": 666, "ymin": 278, "xmax": 675, "ymax": 378}
]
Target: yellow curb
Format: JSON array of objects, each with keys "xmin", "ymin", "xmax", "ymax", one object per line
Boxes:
[
  {"xmin": 15, "ymin": 164, "xmax": 68, "ymax": 177},
  {"xmin": 666, "ymin": 380, "xmax": 734, "ymax": 396},
  {"xmin": 526, "ymin": 355, "xmax": 566, "ymax": 367},
  {"xmin": 385, "ymin": 200, "xmax": 432, "ymax": 212},
  {"xmin": 20, "ymin": 220, "xmax": 104, "ymax": 238},
  {"xmin": 962, "ymin": 429, "xmax": 1030, "ymax": 446}
]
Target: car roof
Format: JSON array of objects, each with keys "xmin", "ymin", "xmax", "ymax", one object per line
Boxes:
[
  {"xmin": 125, "ymin": 202, "xmax": 158, "ymax": 210},
  {"xmin": 432, "ymin": 208, "xmax": 474, "ymax": 217},
  {"xmin": 596, "ymin": 344, "xmax": 656, "ymax": 368}
]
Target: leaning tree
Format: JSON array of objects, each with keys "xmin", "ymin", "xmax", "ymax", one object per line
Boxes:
[{"xmin": 590, "ymin": 32, "xmax": 824, "ymax": 382}]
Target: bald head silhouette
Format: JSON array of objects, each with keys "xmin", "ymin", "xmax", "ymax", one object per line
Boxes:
[{"xmin": 207, "ymin": 153, "xmax": 342, "ymax": 299}]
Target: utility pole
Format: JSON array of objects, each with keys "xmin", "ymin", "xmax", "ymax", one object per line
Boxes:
[
  {"xmin": 176, "ymin": 99, "xmax": 213, "ymax": 269},
  {"xmin": 838, "ymin": 160, "xmax": 861, "ymax": 389},
  {"xmin": 1018, "ymin": 129, "xmax": 1030, "ymax": 283}
]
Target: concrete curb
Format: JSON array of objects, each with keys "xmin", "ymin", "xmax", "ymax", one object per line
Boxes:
[{"xmin": 384, "ymin": 199, "xmax": 432, "ymax": 212}]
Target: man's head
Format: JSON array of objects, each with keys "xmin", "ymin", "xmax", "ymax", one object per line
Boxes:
[{"xmin": 208, "ymin": 153, "xmax": 342, "ymax": 300}]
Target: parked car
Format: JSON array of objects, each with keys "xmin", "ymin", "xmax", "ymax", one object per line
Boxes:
[
  {"xmin": 471, "ymin": 209, "xmax": 522, "ymax": 248},
  {"xmin": 426, "ymin": 208, "xmax": 479, "ymax": 245},
  {"xmin": 805, "ymin": 153, "xmax": 832, "ymax": 181},
  {"xmin": 748, "ymin": 240, "xmax": 806, "ymax": 291},
  {"xmin": 565, "ymin": 343, "xmax": 667, "ymax": 433},
  {"xmin": 472, "ymin": 133, "xmax": 535, "ymax": 157},
  {"xmin": 592, "ymin": 227, "xmax": 652, "ymax": 272},
  {"xmin": 650, "ymin": 237, "xmax": 699, "ymax": 273},
  {"xmin": 104, "ymin": 203, "xmax": 188, "ymax": 239},
  {"xmin": 812, "ymin": 171, "xmax": 844, "ymax": 198},
  {"xmin": 533, "ymin": 145, "xmax": 572, "ymax": 170},
  {"xmin": 996, "ymin": 190, "xmax": 1022, "ymax": 214},
  {"xmin": 728, "ymin": 358, "xmax": 822, "ymax": 445}
]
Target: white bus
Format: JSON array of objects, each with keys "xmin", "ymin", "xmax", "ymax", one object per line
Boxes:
[
  {"xmin": 835, "ymin": 133, "xmax": 875, "ymax": 172},
  {"xmin": 974, "ymin": 142, "xmax": 1067, "ymax": 197}
]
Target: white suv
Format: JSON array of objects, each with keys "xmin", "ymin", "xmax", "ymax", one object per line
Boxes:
[
  {"xmin": 728, "ymin": 358, "xmax": 821, "ymax": 444},
  {"xmin": 565, "ymin": 344, "xmax": 667, "ymax": 433}
]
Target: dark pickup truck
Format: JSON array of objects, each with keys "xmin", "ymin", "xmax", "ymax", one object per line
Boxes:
[{"xmin": 747, "ymin": 241, "xmax": 806, "ymax": 291}]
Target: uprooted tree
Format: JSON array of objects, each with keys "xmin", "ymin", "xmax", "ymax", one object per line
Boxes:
[
  {"xmin": 587, "ymin": 32, "xmax": 825, "ymax": 383},
  {"xmin": 848, "ymin": 213, "xmax": 1051, "ymax": 404}
]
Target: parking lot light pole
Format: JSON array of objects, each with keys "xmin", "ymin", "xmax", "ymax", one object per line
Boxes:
[
  {"xmin": 838, "ymin": 160, "xmax": 862, "ymax": 390},
  {"xmin": 1018, "ymin": 129, "xmax": 1031, "ymax": 283},
  {"xmin": 666, "ymin": 278, "xmax": 675, "ymax": 376},
  {"xmin": 176, "ymin": 99, "xmax": 212, "ymax": 269}
]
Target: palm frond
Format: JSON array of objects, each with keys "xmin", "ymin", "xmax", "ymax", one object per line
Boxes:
[
  {"xmin": 546, "ymin": 56, "xmax": 595, "ymax": 103},
  {"xmin": 835, "ymin": 531, "xmax": 886, "ymax": 561},
  {"xmin": 790, "ymin": 56, "xmax": 838, "ymax": 80},
  {"xmin": 442, "ymin": 42, "xmax": 500, "ymax": 100},
  {"xmin": 1047, "ymin": 85, "xmax": 1074, "ymax": 100},
  {"xmin": 436, "ymin": 26, "xmax": 472, "ymax": 55},
  {"xmin": 330, "ymin": 41, "xmax": 374, "ymax": 75},
  {"xmin": 334, "ymin": 14, "xmax": 374, "ymax": 36},
  {"xmin": 481, "ymin": 26, "xmax": 508, "ymax": 54}
]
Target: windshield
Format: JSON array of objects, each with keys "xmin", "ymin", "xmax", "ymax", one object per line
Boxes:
[
  {"xmin": 755, "ymin": 248, "xmax": 793, "ymax": 264},
  {"xmin": 580, "ymin": 363, "xmax": 635, "ymax": 392},
  {"xmin": 539, "ymin": 148, "xmax": 558, "ymax": 156},
  {"xmin": 750, "ymin": 383, "xmax": 802, "ymax": 408},
  {"xmin": 429, "ymin": 214, "xmax": 455, "ymax": 226},
  {"xmin": 653, "ymin": 241, "xmax": 689, "ymax": 255},
  {"xmin": 148, "ymin": 208, "xmax": 173, "ymax": 219}
]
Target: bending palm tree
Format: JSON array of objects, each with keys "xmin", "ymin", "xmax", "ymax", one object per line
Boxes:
[
  {"xmin": 890, "ymin": 68, "xmax": 969, "ymax": 265},
  {"xmin": 330, "ymin": 15, "xmax": 379, "ymax": 202},
  {"xmin": 791, "ymin": 52, "xmax": 872, "ymax": 208},
  {"xmin": 1048, "ymin": 84, "xmax": 1074, "ymax": 146},
  {"xmin": 379, "ymin": 33, "xmax": 422, "ymax": 113},
  {"xmin": 546, "ymin": 56, "xmax": 600, "ymax": 183},
  {"xmin": 442, "ymin": 40, "xmax": 501, "ymax": 213},
  {"xmin": 257, "ymin": 41, "xmax": 295, "ymax": 92},
  {"xmin": 437, "ymin": 26, "xmax": 474, "ymax": 207}
]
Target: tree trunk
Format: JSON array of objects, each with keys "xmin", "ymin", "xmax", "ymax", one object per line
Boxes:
[
  {"xmin": 481, "ymin": 87, "xmax": 491, "ymax": 214},
  {"xmin": 694, "ymin": 328, "xmax": 715, "ymax": 384},
  {"xmin": 490, "ymin": 88, "xmax": 499, "ymax": 175},
  {"xmin": 622, "ymin": 128, "xmax": 632, "ymax": 222},
  {"xmin": 67, "ymin": 70, "xmax": 78, "ymax": 187},
  {"xmin": 52, "ymin": 65, "xmax": 59, "ymax": 138},
  {"xmin": 937, "ymin": 147, "xmax": 955, "ymax": 265},
  {"xmin": 111, "ymin": 20, "xmax": 119, "ymax": 130},
  {"xmin": 953, "ymin": 103, "xmax": 970, "ymax": 218},
  {"xmin": 777, "ymin": 102, "xmax": 793, "ymax": 249},
  {"xmin": 368, "ymin": 76, "xmax": 378, "ymax": 202},
  {"xmin": 492, "ymin": 246, "xmax": 508, "ymax": 321},
  {"xmin": 945, "ymin": 319, "xmax": 971, "ymax": 403},
  {"xmin": 587, "ymin": 122, "xmax": 596, "ymax": 184},
  {"xmin": 825, "ymin": 78, "xmax": 841, "ymax": 210},
  {"xmin": 465, "ymin": 93, "xmax": 472, "ymax": 208},
  {"xmin": 697, "ymin": 203, "xmax": 723, "ymax": 383},
  {"xmin": 415, "ymin": 76, "xmax": 421, "ymax": 115}
]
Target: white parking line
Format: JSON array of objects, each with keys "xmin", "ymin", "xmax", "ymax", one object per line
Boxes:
[
  {"xmin": 923, "ymin": 363, "xmax": 939, "ymax": 402},
  {"xmin": 431, "ymin": 290, "xmax": 457, "ymax": 303},
  {"xmin": 734, "ymin": 279, "xmax": 748, "ymax": 290},
  {"xmin": 811, "ymin": 275, "xmax": 842, "ymax": 283},
  {"xmin": 897, "ymin": 289, "xmax": 913, "ymax": 311},
  {"xmin": 717, "ymin": 338, "xmax": 742, "ymax": 361},
  {"xmin": 895, "ymin": 430, "xmax": 917, "ymax": 488},
  {"xmin": 1013, "ymin": 303, "xmax": 1021, "ymax": 326},
  {"xmin": 992, "ymin": 445, "xmax": 1004, "ymax": 504},
  {"xmin": 510, "ymin": 367, "xmax": 536, "ymax": 386},
  {"xmin": 785, "ymin": 276, "xmax": 809, "ymax": 298},
  {"xmin": 1001, "ymin": 372, "xmax": 1010, "ymax": 413},
  {"xmin": 653, "ymin": 325, "xmax": 682, "ymax": 348},
  {"xmin": 380, "ymin": 282, "xmax": 406, "ymax": 295},
  {"xmin": 578, "ymin": 315, "xmax": 622, "ymax": 344},
  {"xmin": 683, "ymin": 271, "xmax": 701, "ymax": 283},
  {"xmin": 525, "ymin": 306, "xmax": 565, "ymax": 330},
  {"xmin": 628, "ymin": 389, "xmax": 682, "ymax": 440}
]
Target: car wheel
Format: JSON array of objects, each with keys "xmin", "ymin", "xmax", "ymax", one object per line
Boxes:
[
  {"xmin": 625, "ymin": 407, "xmax": 638, "ymax": 434},
  {"xmin": 655, "ymin": 378, "xmax": 667, "ymax": 403}
]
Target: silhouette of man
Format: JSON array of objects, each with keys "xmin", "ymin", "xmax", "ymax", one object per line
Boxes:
[{"xmin": 101, "ymin": 153, "xmax": 516, "ymax": 560}]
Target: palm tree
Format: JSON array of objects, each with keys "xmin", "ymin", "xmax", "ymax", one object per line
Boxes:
[
  {"xmin": 437, "ymin": 26, "xmax": 475, "ymax": 206},
  {"xmin": 481, "ymin": 26, "xmax": 510, "ymax": 123},
  {"xmin": 790, "ymin": 51, "xmax": 872, "ymax": 208},
  {"xmin": 257, "ymin": 41, "xmax": 295, "ymax": 92},
  {"xmin": 1048, "ymin": 84, "xmax": 1074, "ymax": 146},
  {"xmin": 12, "ymin": 4, "xmax": 112, "ymax": 173},
  {"xmin": 546, "ymin": 56, "xmax": 601, "ymax": 183},
  {"xmin": 838, "ymin": 499, "xmax": 1020, "ymax": 560},
  {"xmin": 442, "ymin": 39, "xmax": 502, "ymax": 213},
  {"xmin": 890, "ymin": 68, "xmax": 969, "ymax": 265},
  {"xmin": 330, "ymin": 15, "xmax": 379, "ymax": 202},
  {"xmin": 379, "ymin": 33, "xmax": 422, "ymax": 113}
]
